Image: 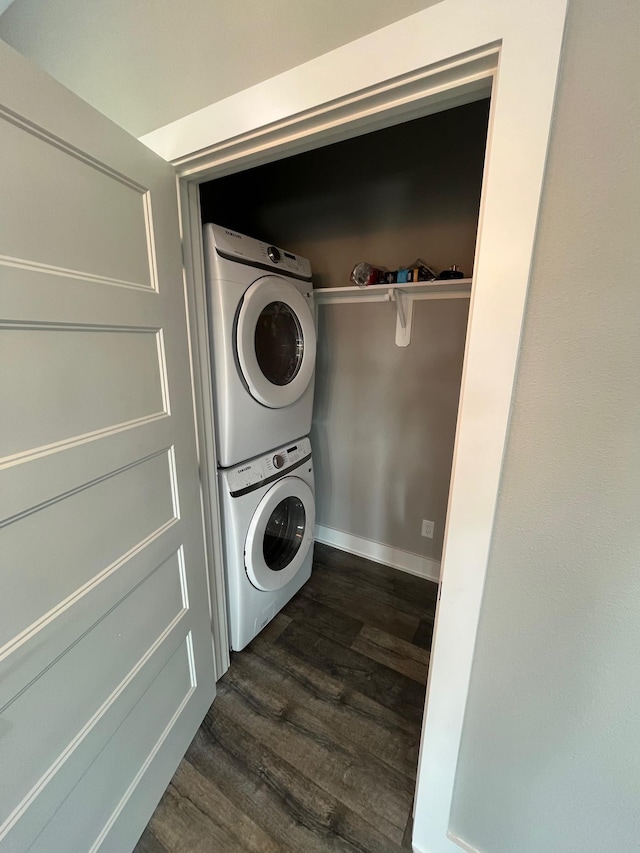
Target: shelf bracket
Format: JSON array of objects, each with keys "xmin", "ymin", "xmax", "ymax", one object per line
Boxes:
[{"xmin": 389, "ymin": 287, "xmax": 414, "ymax": 347}]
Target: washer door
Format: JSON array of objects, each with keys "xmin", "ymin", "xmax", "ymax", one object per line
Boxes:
[
  {"xmin": 236, "ymin": 275, "xmax": 316, "ymax": 408},
  {"xmin": 245, "ymin": 476, "xmax": 315, "ymax": 591}
]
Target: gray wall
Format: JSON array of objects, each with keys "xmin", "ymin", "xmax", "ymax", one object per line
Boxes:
[
  {"xmin": 200, "ymin": 102, "xmax": 488, "ymax": 561},
  {"xmin": 450, "ymin": 1, "xmax": 640, "ymax": 850},
  {"xmin": 0, "ymin": 0, "xmax": 441, "ymax": 137},
  {"xmin": 313, "ymin": 299, "xmax": 468, "ymax": 561}
]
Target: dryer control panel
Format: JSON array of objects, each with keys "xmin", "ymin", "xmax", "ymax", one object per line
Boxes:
[
  {"xmin": 208, "ymin": 223, "xmax": 312, "ymax": 281},
  {"xmin": 226, "ymin": 437, "xmax": 312, "ymax": 496}
]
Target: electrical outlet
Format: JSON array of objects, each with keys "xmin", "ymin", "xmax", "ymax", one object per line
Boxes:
[{"xmin": 421, "ymin": 519, "xmax": 434, "ymax": 539}]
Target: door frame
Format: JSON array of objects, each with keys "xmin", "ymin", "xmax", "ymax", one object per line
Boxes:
[{"xmin": 163, "ymin": 2, "xmax": 569, "ymax": 850}]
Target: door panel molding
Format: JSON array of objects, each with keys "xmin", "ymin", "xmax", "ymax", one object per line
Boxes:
[
  {"xmin": 0, "ymin": 39, "xmax": 216, "ymax": 852},
  {"xmin": 0, "ymin": 252, "xmax": 158, "ymax": 293},
  {"xmin": 0, "ymin": 103, "xmax": 149, "ymax": 191}
]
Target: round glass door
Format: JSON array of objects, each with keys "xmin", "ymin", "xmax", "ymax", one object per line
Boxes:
[
  {"xmin": 263, "ymin": 496, "xmax": 306, "ymax": 570},
  {"xmin": 245, "ymin": 477, "xmax": 315, "ymax": 591},
  {"xmin": 254, "ymin": 301, "xmax": 304, "ymax": 386},
  {"xmin": 236, "ymin": 276, "xmax": 316, "ymax": 409}
]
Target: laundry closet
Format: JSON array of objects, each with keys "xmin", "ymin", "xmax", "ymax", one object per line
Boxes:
[{"xmin": 200, "ymin": 98, "xmax": 489, "ymax": 590}]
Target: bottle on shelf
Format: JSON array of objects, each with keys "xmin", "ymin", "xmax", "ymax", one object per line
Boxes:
[{"xmin": 350, "ymin": 262, "xmax": 388, "ymax": 287}]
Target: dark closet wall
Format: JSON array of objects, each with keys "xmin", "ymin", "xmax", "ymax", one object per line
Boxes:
[{"xmin": 200, "ymin": 98, "xmax": 489, "ymax": 286}]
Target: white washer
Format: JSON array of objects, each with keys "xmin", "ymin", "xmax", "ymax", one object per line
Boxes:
[
  {"xmin": 218, "ymin": 436, "xmax": 315, "ymax": 650},
  {"xmin": 203, "ymin": 223, "xmax": 317, "ymax": 468}
]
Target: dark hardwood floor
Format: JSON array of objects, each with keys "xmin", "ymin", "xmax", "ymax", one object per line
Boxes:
[{"xmin": 135, "ymin": 543, "xmax": 437, "ymax": 852}]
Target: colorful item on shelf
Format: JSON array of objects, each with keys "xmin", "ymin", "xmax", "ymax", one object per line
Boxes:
[
  {"xmin": 350, "ymin": 258, "xmax": 437, "ymax": 287},
  {"xmin": 393, "ymin": 259, "xmax": 438, "ymax": 283}
]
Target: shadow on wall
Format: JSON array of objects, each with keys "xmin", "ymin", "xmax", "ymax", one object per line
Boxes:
[{"xmin": 200, "ymin": 98, "xmax": 490, "ymax": 284}]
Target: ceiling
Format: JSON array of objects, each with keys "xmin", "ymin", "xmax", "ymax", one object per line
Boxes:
[{"xmin": 0, "ymin": 0, "xmax": 441, "ymax": 137}]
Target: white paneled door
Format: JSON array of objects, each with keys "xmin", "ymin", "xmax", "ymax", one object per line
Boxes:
[{"xmin": 0, "ymin": 42, "xmax": 216, "ymax": 852}]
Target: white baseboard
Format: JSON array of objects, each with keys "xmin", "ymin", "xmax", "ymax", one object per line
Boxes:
[
  {"xmin": 315, "ymin": 524, "xmax": 440, "ymax": 583},
  {"xmin": 411, "ymin": 833, "xmax": 484, "ymax": 853},
  {"xmin": 446, "ymin": 832, "xmax": 485, "ymax": 853}
]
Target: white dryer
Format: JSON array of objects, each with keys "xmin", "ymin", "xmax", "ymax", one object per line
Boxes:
[
  {"xmin": 203, "ymin": 223, "xmax": 317, "ymax": 468},
  {"xmin": 218, "ymin": 436, "xmax": 315, "ymax": 651}
]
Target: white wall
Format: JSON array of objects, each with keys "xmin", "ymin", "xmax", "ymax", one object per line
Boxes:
[
  {"xmin": 449, "ymin": 0, "xmax": 640, "ymax": 850},
  {"xmin": 0, "ymin": 0, "xmax": 441, "ymax": 136}
]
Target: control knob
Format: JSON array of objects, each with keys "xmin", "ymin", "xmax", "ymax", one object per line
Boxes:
[
  {"xmin": 272, "ymin": 453, "xmax": 285, "ymax": 469},
  {"xmin": 267, "ymin": 245, "xmax": 281, "ymax": 263}
]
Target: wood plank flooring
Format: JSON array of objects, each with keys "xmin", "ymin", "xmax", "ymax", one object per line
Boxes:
[{"xmin": 134, "ymin": 543, "xmax": 437, "ymax": 852}]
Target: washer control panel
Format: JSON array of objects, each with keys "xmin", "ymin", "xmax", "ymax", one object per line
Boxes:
[
  {"xmin": 256, "ymin": 240, "xmax": 309, "ymax": 278},
  {"xmin": 226, "ymin": 437, "xmax": 312, "ymax": 494},
  {"xmin": 209, "ymin": 223, "xmax": 312, "ymax": 280}
]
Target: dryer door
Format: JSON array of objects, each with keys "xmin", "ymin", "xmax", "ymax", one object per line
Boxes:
[
  {"xmin": 245, "ymin": 476, "xmax": 315, "ymax": 591},
  {"xmin": 236, "ymin": 275, "xmax": 316, "ymax": 408}
]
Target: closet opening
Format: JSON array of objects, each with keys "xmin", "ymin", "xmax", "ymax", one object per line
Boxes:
[
  {"xmin": 136, "ymin": 7, "xmax": 569, "ymax": 844},
  {"xmin": 200, "ymin": 95, "xmax": 488, "ymax": 575},
  {"xmin": 187, "ymin": 95, "xmax": 491, "ymax": 844}
]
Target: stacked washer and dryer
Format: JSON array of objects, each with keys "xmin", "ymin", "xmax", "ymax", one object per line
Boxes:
[{"xmin": 203, "ymin": 224, "xmax": 317, "ymax": 651}]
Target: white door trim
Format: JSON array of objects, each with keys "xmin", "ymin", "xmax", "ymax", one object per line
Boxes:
[
  {"xmin": 163, "ymin": 2, "xmax": 569, "ymax": 850},
  {"xmin": 178, "ymin": 179, "xmax": 230, "ymax": 679},
  {"xmin": 146, "ymin": 45, "xmax": 497, "ymax": 177}
]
